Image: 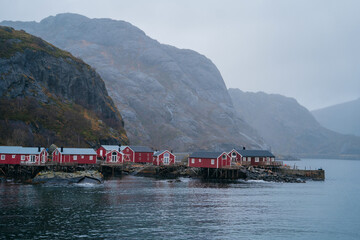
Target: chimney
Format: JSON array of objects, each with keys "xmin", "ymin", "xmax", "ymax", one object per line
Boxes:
[
  {"xmin": 61, "ymin": 147, "xmax": 63, "ymax": 152},
  {"xmin": 243, "ymin": 146, "xmax": 246, "ymax": 150},
  {"xmin": 38, "ymin": 146, "xmax": 41, "ymax": 152},
  {"xmin": 171, "ymin": 150, "xmax": 173, "ymax": 153}
]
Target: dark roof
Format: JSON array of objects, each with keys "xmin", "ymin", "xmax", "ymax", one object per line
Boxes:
[
  {"xmin": 234, "ymin": 149, "xmax": 275, "ymax": 158},
  {"xmin": 189, "ymin": 151, "xmax": 225, "ymax": 159},
  {"xmin": 129, "ymin": 146, "xmax": 153, "ymax": 153}
]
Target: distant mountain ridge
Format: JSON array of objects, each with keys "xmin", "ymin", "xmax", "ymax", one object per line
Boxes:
[
  {"xmin": 0, "ymin": 26, "xmax": 128, "ymax": 147},
  {"xmin": 229, "ymin": 88, "xmax": 360, "ymax": 158},
  {"xmin": 312, "ymin": 98, "xmax": 360, "ymax": 137},
  {"xmin": 2, "ymin": 13, "xmax": 265, "ymax": 151}
]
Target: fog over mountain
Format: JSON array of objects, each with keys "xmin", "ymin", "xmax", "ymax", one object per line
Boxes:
[
  {"xmin": 229, "ymin": 89, "xmax": 360, "ymax": 158},
  {"xmin": 2, "ymin": 13, "xmax": 264, "ymax": 151},
  {"xmin": 312, "ymin": 98, "xmax": 360, "ymax": 137}
]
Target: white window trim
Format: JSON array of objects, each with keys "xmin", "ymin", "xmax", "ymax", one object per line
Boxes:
[
  {"xmin": 73, "ymin": 155, "xmax": 77, "ymax": 160},
  {"xmin": 211, "ymin": 159, "xmax": 215, "ymax": 165},
  {"xmin": 255, "ymin": 157, "xmax": 259, "ymax": 162},
  {"xmin": 1, "ymin": 155, "xmax": 5, "ymax": 160},
  {"xmin": 222, "ymin": 154, "xmax": 226, "ymax": 159},
  {"xmin": 191, "ymin": 158, "xmax": 195, "ymax": 164},
  {"xmin": 12, "ymin": 155, "xmax": 15, "ymax": 158},
  {"xmin": 199, "ymin": 158, "xmax": 201, "ymax": 163},
  {"xmin": 21, "ymin": 155, "xmax": 25, "ymax": 161},
  {"xmin": 90, "ymin": 156, "xmax": 93, "ymax": 160},
  {"xmin": 30, "ymin": 155, "xmax": 36, "ymax": 163}
]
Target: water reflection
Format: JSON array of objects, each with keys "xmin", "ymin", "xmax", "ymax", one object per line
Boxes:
[{"xmin": 1, "ymin": 160, "xmax": 360, "ymax": 240}]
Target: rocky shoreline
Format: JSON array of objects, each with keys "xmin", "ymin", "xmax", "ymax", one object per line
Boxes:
[{"xmin": 0, "ymin": 163, "xmax": 324, "ymax": 184}]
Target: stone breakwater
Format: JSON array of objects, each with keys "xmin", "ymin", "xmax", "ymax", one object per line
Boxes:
[
  {"xmin": 0, "ymin": 163, "xmax": 324, "ymax": 183},
  {"xmin": 130, "ymin": 164, "xmax": 325, "ymax": 183}
]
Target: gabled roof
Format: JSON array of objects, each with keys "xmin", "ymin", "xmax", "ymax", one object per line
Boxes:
[
  {"xmin": 0, "ymin": 146, "xmax": 46, "ymax": 154},
  {"xmin": 235, "ymin": 149, "xmax": 275, "ymax": 158},
  {"xmin": 56, "ymin": 148, "xmax": 96, "ymax": 155},
  {"xmin": 153, "ymin": 150, "xmax": 172, "ymax": 157},
  {"xmin": 105, "ymin": 149, "xmax": 123, "ymax": 155},
  {"xmin": 189, "ymin": 151, "xmax": 226, "ymax": 159},
  {"xmin": 122, "ymin": 145, "xmax": 153, "ymax": 153},
  {"xmin": 101, "ymin": 145, "xmax": 121, "ymax": 151}
]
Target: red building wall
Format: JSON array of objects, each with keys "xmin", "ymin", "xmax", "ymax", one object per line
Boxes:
[
  {"xmin": 52, "ymin": 150, "xmax": 96, "ymax": 164},
  {"xmin": 134, "ymin": 152, "xmax": 153, "ymax": 163},
  {"xmin": 188, "ymin": 153, "xmax": 230, "ymax": 169},
  {"xmin": 96, "ymin": 146, "xmax": 106, "ymax": 159},
  {"xmin": 122, "ymin": 147, "xmax": 134, "ymax": 162},
  {"xmin": 0, "ymin": 150, "xmax": 48, "ymax": 165},
  {"xmin": 105, "ymin": 150, "xmax": 123, "ymax": 163},
  {"xmin": 153, "ymin": 151, "xmax": 175, "ymax": 166}
]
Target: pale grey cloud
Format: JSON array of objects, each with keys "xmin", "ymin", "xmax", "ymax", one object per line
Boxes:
[{"xmin": 1, "ymin": 0, "xmax": 359, "ymax": 109}]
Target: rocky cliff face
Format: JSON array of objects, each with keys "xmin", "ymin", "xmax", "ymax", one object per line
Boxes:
[
  {"xmin": 2, "ymin": 13, "xmax": 264, "ymax": 151},
  {"xmin": 0, "ymin": 26, "xmax": 128, "ymax": 147},
  {"xmin": 229, "ymin": 88, "xmax": 360, "ymax": 158}
]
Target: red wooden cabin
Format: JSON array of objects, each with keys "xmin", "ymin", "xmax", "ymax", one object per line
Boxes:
[
  {"xmin": 153, "ymin": 150, "xmax": 176, "ymax": 166},
  {"xmin": 229, "ymin": 149, "xmax": 275, "ymax": 166},
  {"xmin": 52, "ymin": 147, "xmax": 97, "ymax": 164},
  {"xmin": 96, "ymin": 145, "xmax": 121, "ymax": 159},
  {"xmin": 104, "ymin": 149, "xmax": 123, "ymax": 164},
  {"xmin": 120, "ymin": 146, "xmax": 153, "ymax": 163},
  {"xmin": 188, "ymin": 151, "xmax": 230, "ymax": 169},
  {"xmin": 0, "ymin": 146, "xmax": 48, "ymax": 165}
]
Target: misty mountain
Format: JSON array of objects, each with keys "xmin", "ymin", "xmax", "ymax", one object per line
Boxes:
[
  {"xmin": 312, "ymin": 98, "xmax": 360, "ymax": 137},
  {"xmin": 0, "ymin": 26, "xmax": 128, "ymax": 147},
  {"xmin": 1, "ymin": 13, "xmax": 264, "ymax": 151},
  {"xmin": 228, "ymin": 88, "xmax": 360, "ymax": 158}
]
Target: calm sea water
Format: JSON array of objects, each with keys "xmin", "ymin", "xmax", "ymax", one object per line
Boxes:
[{"xmin": 1, "ymin": 159, "xmax": 360, "ymax": 240}]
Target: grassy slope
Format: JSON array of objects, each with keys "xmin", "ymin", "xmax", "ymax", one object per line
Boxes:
[{"xmin": 0, "ymin": 26, "xmax": 128, "ymax": 147}]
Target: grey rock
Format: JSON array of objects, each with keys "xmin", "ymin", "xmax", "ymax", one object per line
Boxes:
[{"xmin": 2, "ymin": 13, "xmax": 265, "ymax": 151}]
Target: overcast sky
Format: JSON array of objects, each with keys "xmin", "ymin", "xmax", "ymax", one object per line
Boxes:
[{"xmin": 1, "ymin": 0, "xmax": 359, "ymax": 110}]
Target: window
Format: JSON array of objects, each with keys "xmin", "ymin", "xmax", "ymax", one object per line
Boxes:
[
  {"xmin": 232, "ymin": 152, "xmax": 236, "ymax": 156},
  {"xmin": 111, "ymin": 152, "xmax": 117, "ymax": 162},
  {"xmin": 199, "ymin": 158, "xmax": 201, "ymax": 163},
  {"xmin": 90, "ymin": 156, "xmax": 93, "ymax": 160},
  {"xmin": 255, "ymin": 157, "xmax": 259, "ymax": 162},
  {"xmin": 266, "ymin": 157, "xmax": 269, "ymax": 161},
  {"xmin": 243, "ymin": 157, "xmax": 246, "ymax": 161},
  {"xmin": 55, "ymin": 151, "xmax": 58, "ymax": 155},
  {"xmin": 164, "ymin": 153, "xmax": 170, "ymax": 164},
  {"xmin": 73, "ymin": 155, "xmax": 77, "ymax": 160},
  {"xmin": 100, "ymin": 150, "xmax": 103, "ymax": 155},
  {"xmin": 191, "ymin": 158, "xmax": 195, "ymax": 164},
  {"xmin": 12, "ymin": 155, "xmax": 15, "ymax": 158},
  {"xmin": 222, "ymin": 154, "xmax": 226, "ymax": 159},
  {"xmin": 82, "ymin": 156, "xmax": 84, "ymax": 159},
  {"xmin": 21, "ymin": 155, "xmax": 25, "ymax": 160},
  {"xmin": 211, "ymin": 159, "xmax": 215, "ymax": 165},
  {"xmin": 271, "ymin": 157, "xmax": 274, "ymax": 162},
  {"xmin": 30, "ymin": 155, "xmax": 36, "ymax": 163},
  {"xmin": 248, "ymin": 157, "xmax": 251, "ymax": 161},
  {"xmin": 1, "ymin": 155, "xmax": 5, "ymax": 160}
]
